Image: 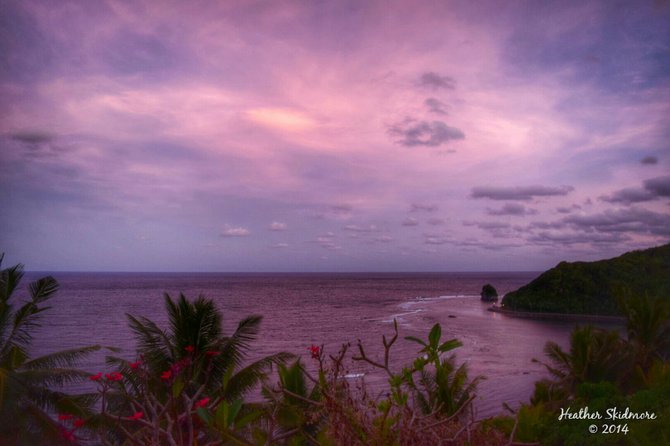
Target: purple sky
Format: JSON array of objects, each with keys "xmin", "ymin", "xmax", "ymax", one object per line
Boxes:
[{"xmin": 1, "ymin": 0, "xmax": 669, "ymax": 272}]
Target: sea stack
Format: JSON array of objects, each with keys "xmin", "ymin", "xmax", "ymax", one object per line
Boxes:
[{"xmin": 480, "ymin": 284, "xmax": 499, "ymax": 302}]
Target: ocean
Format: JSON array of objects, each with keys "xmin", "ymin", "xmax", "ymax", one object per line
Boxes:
[{"xmin": 20, "ymin": 271, "xmax": 606, "ymax": 418}]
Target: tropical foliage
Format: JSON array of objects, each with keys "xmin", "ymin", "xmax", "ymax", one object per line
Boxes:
[
  {"xmin": 502, "ymin": 243, "xmax": 670, "ymax": 315},
  {"xmin": 498, "ymin": 293, "xmax": 670, "ymax": 445},
  {"xmin": 92, "ymin": 292, "xmax": 292, "ymax": 445},
  {"xmin": 0, "ymin": 254, "xmax": 99, "ymax": 445}
]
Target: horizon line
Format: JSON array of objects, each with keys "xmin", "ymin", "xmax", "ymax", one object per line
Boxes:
[{"xmin": 24, "ymin": 270, "xmax": 543, "ymax": 274}]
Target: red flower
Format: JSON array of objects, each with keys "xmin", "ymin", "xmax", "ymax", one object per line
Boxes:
[
  {"xmin": 105, "ymin": 372, "xmax": 123, "ymax": 381},
  {"xmin": 194, "ymin": 397, "xmax": 210, "ymax": 409},
  {"xmin": 89, "ymin": 372, "xmax": 102, "ymax": 381},
  {"xmin": 73, "ymin": 418, "xmax": 86, "ymax": 428},
  {"xmin": 184, "ymin": 345, "xmax": 195, "ymax": 353},
  {"xmin": 160, "ymin": 370, "xmax": 172, "ymax": 381},
  {"xmin": 205, "ymin": 350, "xmax": 220, "ymax": 357},
  {"xmin": 129, "ymin": 361, "xmax": 142, "ymax": 370},
  {"xmin": 129, "ymin": 411, "xmax": 144, "ymax": 420},
  {"xmin": 58, "ymin": 413, "xmax": 74, "ymax": 421},
  {"xmin": 60, "ymin": 427, "xmax": 75, "ymax": 443},
  {"xmin": 308, "ymin": 345, "xmax": 320, "ymax": 359}
]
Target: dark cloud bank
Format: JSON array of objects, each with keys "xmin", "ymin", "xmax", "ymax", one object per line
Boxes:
[
  {"xmin": 389, "ymin": 120, "xmax": 464, "ymax": 147},
  {"xmin": 471, "ymin": 185, "xmax": 574, "ymax": 201}
]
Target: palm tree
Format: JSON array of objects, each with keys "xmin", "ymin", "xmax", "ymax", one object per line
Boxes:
[
  {"xmin": 535, "ymin": 325, "xmax": 632, "ymax": 396},
  {"xmin": 102, "ymin": 292, "xmax": 292, "ymax": 445},
  {"xmin": 0, "ymin": 254, "xmax": 100, "ymax": 445},
  {"xmin": 619, "ymin": 292, "xmax": 670, "ymax": 371}
]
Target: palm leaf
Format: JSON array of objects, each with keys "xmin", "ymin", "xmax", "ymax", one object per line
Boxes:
[
  {"xmin": 222, "ymin": 352, "xmax": 293, "ymax": 401},
  {"xmin": 0, "ymin": 258, "xmax": 24, "ymax": 302},
  {"xmin": 22, "ymin": 345, "xmax": 101, "ymax": 370},
  {"xmin": 29, "ymin": 276, "xmax": 59, "ymax": 304},
  {"xmin": 216, "ymin": 315, "xmax": 263, "ymax": 374}
]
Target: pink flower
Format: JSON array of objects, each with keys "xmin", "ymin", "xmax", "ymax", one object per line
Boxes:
[
  {"xmin": 308, "ymin": 345, "xmax": 321, "ymax": 359},
  {"xmin": 160, "ymin": 370, "xmax": 172, "ymax": 381},
  {"xmin": 205, "ymin": 350, "xmax": 220, "ymax": 357},
  {"xmin": 129, "ymin": 411, "xmax": 144, "ymax": 420},
  {"xmin": 105, "ymin": 372, "xmax": 123, "ymax": 381},
  {"xmin": 89, "ymin": 372, "xmax": 102, "ymax": 381},
  {"xmin": 194, "ymin": 397, "xmax": 210, "ymax": 409},
  {"xmin": 184, "ymin": 345, "xmax": 195, "ymax": 353},
  {"xmin": 73, "ymin": 418, "xmax": 86, "ymax": 428},
  {"xmin": 58, "ymin": 413, "xmax": 74, "ymax": 421}
]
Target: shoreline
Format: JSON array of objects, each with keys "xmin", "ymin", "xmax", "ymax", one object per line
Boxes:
[{"xmin": 487, "ymin": 305, "xmax": 626, "ymax": 324}]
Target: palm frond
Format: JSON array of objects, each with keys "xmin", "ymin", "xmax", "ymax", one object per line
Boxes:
[
  {"xmin": 0, "ymin": 301, "xmax": 49, "ymax": 358},
  {"xmin": 18, "ymin": 368, "xmax": 91, "ymax": 388},
  {"xmin": 127, "ymin": 314, "xmax": 173, "ymax": 368},
  {"xmin": 0, "ymin": 258, "xmax": 24, "ymax": 302},
  {"xmin": 217, "ymin": 315, "xmax": 263, "ymax": 372},
  {"xmin": 29, "ymin": 276, "xmax": 59, "ymax": 304},
  {"xmin": 22, "ymin": 345, "xmax": 101, "ymax": 370},
  {"xmin": 221, "ymin": 352, "xmax": 293, "ymax": 401}
]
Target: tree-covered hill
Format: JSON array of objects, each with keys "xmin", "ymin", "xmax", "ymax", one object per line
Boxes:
[{"xmin": 501, "ymin": 244, "xmax": 670, "ymax": 315}]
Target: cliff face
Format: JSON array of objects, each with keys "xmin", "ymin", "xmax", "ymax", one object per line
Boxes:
[{"xmin": 501, "ymin": 244, "xmax": 670, "ymax": 315}]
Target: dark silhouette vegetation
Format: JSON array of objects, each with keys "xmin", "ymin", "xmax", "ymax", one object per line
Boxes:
[{"xmin": 502, "ymin": 244, "xmax": 670, "ymax": 315}]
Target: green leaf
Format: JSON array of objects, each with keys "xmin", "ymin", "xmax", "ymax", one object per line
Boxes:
[
  {"xmin": 428, "ymin": 324, "xmax": 441, "ymax": 348},
  {"xmin": 235, "ymin": 408, "xmax": 263, "ymax": 429},
  {"xmin": 438, "ymin": 339, "xmax": 462, "ymax": 353},
  {"xmin": 215, "ymin": 400, "xmax": 229, "ymax": 429},
  {"xmin": 197, "ymin": 406, "xmax": 211, "ymax": 424},
  {"xmin": 404, "ymin": 336, "xmax": 427, "ymax": 347},
  {"xmin": 172, "ymin": 377, "xmax": 185, "ymax": 398},
  {"xmin": 227, "ymin": 399, "xmax": 242, "ymax": 426}
]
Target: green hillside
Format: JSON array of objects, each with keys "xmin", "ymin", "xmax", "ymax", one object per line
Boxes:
[{"xmin": 501, "ymin": 244, "xmax": 670, "ymax": 315}]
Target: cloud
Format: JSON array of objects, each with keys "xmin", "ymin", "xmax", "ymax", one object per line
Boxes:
[
  {"xmin": 426, "ymin": 217, "xmax": 445, "ymax": 226},
  {"xmin": 463, "ymin": 220, "xmax": 515, "ymax": 238},
  {"xmin": 600, "ymin": 176, "xmax": 670, "ymax": 204},
  {"xmin": 644, "ymin": 176, "xmax": 670, "ymax": 198},
  {"xmin": 312, "ymin": 204, "xmax": 353, "ymax": 220},
  {"xmin": 389, "ymin": 119, "xmax": 465, "ymax": 147},
  {"xmin": 373, "ymin": 235, "xmax": 393, "ymax": 243},
  {"xmin": 641, "ymin": 156, "xmax": 658, "ymax": 165},
  {"xmin": 556, "ymin": 204, "xmax": 581, "ymax": 214},
  {"xmin": 527, "ymin": 231, "xmax": 630, "ymax": 246},
  {"xmin": 424, "ymin": 235, "xmax": 451, "ymax": 245},
  {"xmin": 402, "ymin": 217, "xmax": 419, "ymax": 226},
  {"xmin": 463, "ymin": 221, "xmax": 511, "ymax": 229},
  {"xmin": 331, "ymin": 204, "xmax": 353, "ymax": 213},
  {"xmin": 562, "ymin": 207, "xmax": 670, "ymax": 237},
  {"xmin": 11, "ymin": 131, "xmax": 54, "ymax": 144},
  {"xmin": 528, "ymin": 221, "xmax": 565, "ymax": 230},
  {"xmin": 486, "ymin": 203, "xmax": 537, "ymax": 216},
  {"xmin": 424, "ymin": 98, "xmax": 447, "ymax": 115},
  {"xmin": 311, "ymin": 233, "xmax": 340, "ymax": 250},
  {"xmin": 418, "ymin": 72, "xmax": 455, "ymax": 90},
  {"xmin": 271, "ymin": 242, "xmax": 289, "ymax": 248},
  {"xmin": 410, "ymin": 203, "xmax": 437, "ymax": 212},
  {"xmin": 220, "ymin": 226, "xmax": 251, "ymax": 237},
  {"xmin": 599, "ymin": 188, "xmax": 655, "ymax": 204},
  {"xmin": 246, "ymin": 107, "xmax": 316, "ymax": 132},
  {"xmin": 269, "ymin": 221, "xmax": 287, "ymax": 231},
  {"xmin": 471, "ymin": 185, "xmax": 574, "ymax": 201},
  {"xmin": 343, "ymin": 224, "xmax": 378, "ymax": 232}
]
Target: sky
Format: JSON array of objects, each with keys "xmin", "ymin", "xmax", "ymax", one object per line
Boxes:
[{"xmin": 1, "ymin": 0, "xmax": 669, "ymax": 272}]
